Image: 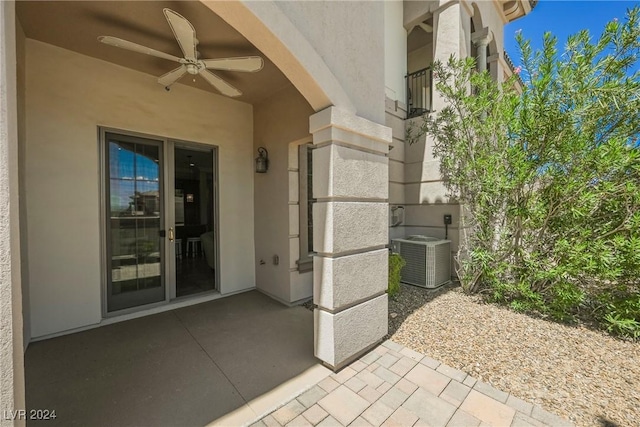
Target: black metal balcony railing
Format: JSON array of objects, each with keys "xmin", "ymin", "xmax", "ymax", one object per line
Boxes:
[{"xmin": 406, "ymin": 67, "xmax": 433, "ymax": 119}]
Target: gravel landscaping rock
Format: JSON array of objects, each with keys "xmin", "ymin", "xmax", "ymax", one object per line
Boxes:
[{"xmin": 388, "ymin": 283, "xmax": 640, "ymax": 427}]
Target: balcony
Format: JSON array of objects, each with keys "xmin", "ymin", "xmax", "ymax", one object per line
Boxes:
[{"xmin": 406, "ymin": 67, "xmax": 433, "ymax": 119}]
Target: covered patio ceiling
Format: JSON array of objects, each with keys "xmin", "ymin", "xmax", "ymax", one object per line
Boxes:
[{"xmin": 16, "ymin": 1, "xmax": 292, "ymax": 105}]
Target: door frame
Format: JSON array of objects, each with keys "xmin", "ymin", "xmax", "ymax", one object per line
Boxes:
[
  {"xmin": 99, "ymin": 127, "xmax": 221, "ymax": 318},
  {"xmin": 167, "ymin": 138, "xmax": 221, "ymax": 300}
]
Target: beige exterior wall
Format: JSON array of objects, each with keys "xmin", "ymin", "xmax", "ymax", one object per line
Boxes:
[
  {"xmin": 0, "ymin": 0, "xmax": 26, "ymax": 422},
  {"xmin": 253, "ymin": 84, "xmax": 314, "ymax": 304},
  {"xmin": 16, "ymin": 16, "xmax": 30, "ymax": 351},
  {"xmin": 203, "ymin": 1, "xmax": 351, "ymax": 116},
  {"xmin": 387, "ymin": 98, "xmax": 407, "ymax": 241},
  {"xmin": 275, "ymin": 1, "xmax": 386, "ymax": 124},
  {"xmin": 407, "ymin": 45, "xmax": 433, "ymax": 74},
  {"xmin": 24, "ymin": 40, "xmax": 256, "ymax": 338},
  {"xmin": 384, "ymin": 0, "xmax": 407, "ymax": 102}
]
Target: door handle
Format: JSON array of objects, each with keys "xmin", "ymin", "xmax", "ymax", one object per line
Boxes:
[{"xmin": 169, "ymin": 227, "xmax": 174, "ymax": 242}]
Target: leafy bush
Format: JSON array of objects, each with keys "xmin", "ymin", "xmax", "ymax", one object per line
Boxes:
[
  {"xmin": 598, "ymin": 290, "xmax": 640, "ymax": 339},
  {"xmin": 388, "ymin": 253, "xmax": 406, "ymax": 298},
  {"xmin": 409, "ymin": 7, "xmax": 640, "ymax": 338}
]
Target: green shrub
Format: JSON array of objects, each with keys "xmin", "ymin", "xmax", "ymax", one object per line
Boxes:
[
  {"xmin": 388, "ymin": 253, "xmax": 406, "ymax": 298},
  {"xmin": 409, "ymin": 7, "xmax": 640, "ymax": 337},
  {"xmin": 491, "ymin": 280, "xmax": 546, "ymax": 314},
  {"xmin": 599, "ymin": 291, "xmax": 640, "ymax": 339},
  {"xmin": 547, "ymin": 282, "xmax": 585, "ymax": 321}
]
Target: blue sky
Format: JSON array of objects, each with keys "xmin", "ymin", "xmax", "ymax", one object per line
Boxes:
[{"xmin": 504, "ymin": 0, "xmax": 639, "ymax": 65}]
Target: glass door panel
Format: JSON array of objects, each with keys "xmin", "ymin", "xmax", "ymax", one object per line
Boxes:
[
  {"xmin": 173, "ymin": 146, "xmax": 216, "ymax": 297},
  {"xmin": 105, "ymin": 133, "xmax": 165, "ymax": 312}
]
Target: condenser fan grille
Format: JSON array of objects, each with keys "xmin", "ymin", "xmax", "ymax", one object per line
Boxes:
[{"xmin": 399, "ymin": 243, "xmax": 427, "ymax": 286}]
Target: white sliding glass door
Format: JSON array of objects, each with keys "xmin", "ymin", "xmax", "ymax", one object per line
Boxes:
[{"xmin": 101, "ymin": 130, "xmax": 219, "ymax": 315}]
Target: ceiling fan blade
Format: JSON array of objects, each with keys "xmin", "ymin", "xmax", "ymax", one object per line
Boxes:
[
  {"xmin": 200, "ymin": 57, "xmax": 264, "ymax": 72},
  {"xmin": 163, "ymin": 9, "xmax": 197, "ymax": 62},
  {"xmin": 158, "ymin": 65, "xmax": 188, "ymax": 87},
  {"xmin": 198, "ymin": 69, "xmax": 242, "ymax": 97},
  {"xmin": 98, "ymin": 36, "xmax": 182, "ymax": 63}
]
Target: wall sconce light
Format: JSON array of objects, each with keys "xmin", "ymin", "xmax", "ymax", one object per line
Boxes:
[{"xmin": 255, "ymin": 147, "xmax": 269, "ymax": 173}]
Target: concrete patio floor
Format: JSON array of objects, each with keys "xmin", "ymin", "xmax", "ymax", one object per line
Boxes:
[{"xmin": 25, "ymin": 291, "xmax": 329, "ymax": 427}]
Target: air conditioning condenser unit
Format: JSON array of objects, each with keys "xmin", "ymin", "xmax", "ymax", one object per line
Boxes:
[{"xmin": 391, "ymin": 236, "xmax": 451, "ymax": 289}]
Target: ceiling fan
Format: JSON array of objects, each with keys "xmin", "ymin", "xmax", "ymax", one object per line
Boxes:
[{"xmin": 98, "ymin": 8, "xmax": 263, "ymax": 97}]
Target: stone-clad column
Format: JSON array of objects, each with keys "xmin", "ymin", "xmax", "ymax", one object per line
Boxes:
[{"xmin": 310, "ymin": 107, "xmax": 391, "ymax": 370}]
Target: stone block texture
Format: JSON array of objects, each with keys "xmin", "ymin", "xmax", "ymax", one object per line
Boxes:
[
  {"xmin": 313, "ymin": 249, "xmax": 388, "ymax": 311},
  {"xmin": 312, "ymin": 144, "xmax": 388, "ymax": 200},
  {"xmin": 310, "ymin": 107, "xmax": 391, "ymax": 369},
  {"xmin": 313, "ymin": 202, "xmax": 388, "ymax": 254},
  {"xmin": 314, "ymin": 295, "xmax": 388, "ymax": 368}
]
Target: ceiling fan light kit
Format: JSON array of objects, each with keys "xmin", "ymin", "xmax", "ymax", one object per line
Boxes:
[{"xmin": 98, "ymin": 8, "xmax": 264, "ymax": 98}]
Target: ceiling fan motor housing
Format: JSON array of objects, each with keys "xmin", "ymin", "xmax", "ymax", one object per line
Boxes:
[{"xmin": 186, "ymin": 63, "xmax": 199, "ymax": 75}]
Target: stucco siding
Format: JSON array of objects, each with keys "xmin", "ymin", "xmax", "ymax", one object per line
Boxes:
[
  {"xmin": 16, "ymin": 16, "xmax": 30, "ymax": 352},
  {"xmin": 1, "ymin": 0, "xmax": 26, "ymax": 421},
  {"xmin": 24, "ymin": 39, "xmax": 255, "ymax": 338},
  {"xmin": 385, "ymin": 0, "xmax": 407, "ymax": 102},
  {"xmin": 253, "ymin": 84, "xmax": 314, "ymax": 304},
  {"xmin": 275, "ymin": 1, "xmax": 386, "ymax": 124}
]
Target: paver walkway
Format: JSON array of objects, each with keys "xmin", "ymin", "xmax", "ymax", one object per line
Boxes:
[{"xmin": 252, "ymin": 340, "xmax": 573, "ymax": 427}]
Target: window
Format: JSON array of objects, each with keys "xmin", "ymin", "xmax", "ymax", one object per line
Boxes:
[{"xmin": 297, "ymin": 144, "xmax": 314, "ymax": 272}]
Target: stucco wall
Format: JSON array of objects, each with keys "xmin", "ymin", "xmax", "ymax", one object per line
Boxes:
[
  {"xmin": 1, "ymin": 0, "xmax": 26, "ymax": 420},
  {"xmin": 387, "ymin": 98, "xmax": 407, "ymax": 242},
  {"xmin": 253, "ymin": 84, "xmax": 314, "ymax": 304},
  {"xmin": 404, "ymin": 0, "xmax": 436, "ymax": 27},
  {"xmin": 275, "ymin": 1, "xmax": 386, "ymax": 124},
  {"xmin": 25, "ymin": 39, "xmax": 255, "ymax": 338},
  {"xmin": 16, "ymin": 16, "xmax": 30, "ymax": 351},
  {"xmin": 407, "ymin": 45, "xmax": 433, "ymax": 74},
  {"xmin": 384, "ymin": 0, "xmax": 407, "ymax": 103}
]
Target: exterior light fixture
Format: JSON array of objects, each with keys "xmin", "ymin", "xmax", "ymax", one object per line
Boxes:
[{"xmin": 255, "ymin": 147, "xmax": 269, "ymax": 173}]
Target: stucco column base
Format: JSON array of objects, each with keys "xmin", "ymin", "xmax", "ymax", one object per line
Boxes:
[
  {"xmin": 314, "ymin": 294, "xmax": 388, "ymax": 370},
  {"xmin": 309, "ymin": 107, "xmax": 391, "ymax": 370}
]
